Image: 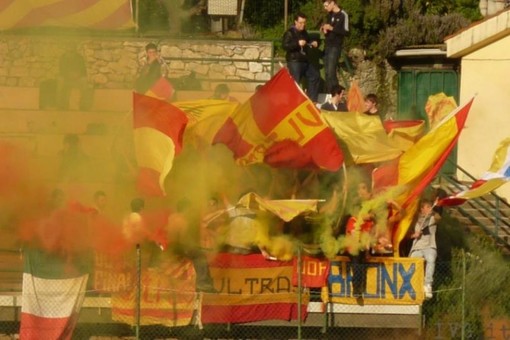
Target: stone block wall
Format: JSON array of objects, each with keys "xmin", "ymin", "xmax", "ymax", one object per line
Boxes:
[
  {"xmin": 0, "ymin": 36, "xmax": 274, "ymax": 91},
  {"xmin": 0, "ymin": 34, "xmax": 397, "ymax": 113}
]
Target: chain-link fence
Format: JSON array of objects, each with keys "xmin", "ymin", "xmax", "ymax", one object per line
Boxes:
[{"xmin": 1, "ymin": 247, "xmax": 503, "ymax": 339}]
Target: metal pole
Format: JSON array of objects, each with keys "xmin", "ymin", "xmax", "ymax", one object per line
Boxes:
[
  {"xmin": 238, "ymin": 0, "xmax": 246, "ymax": 27},
  {"xmin": 284, "ymin": 0, "xmax": 288, "ymax": 30},
  {"xmin": 495, "ymin": 197, "xmax": 500, "ymax": 238},
  {"xmin": 135, "ymin": 0, "xmax": 140, "ymax": 34},
  {"xmin": 297, "ymin": 245, "xmax": 302, "ymax": 340},
  {"xmin": 461, "ymin": 250, "xmax": 466, "ymax": 340},
  {"xmin": 135, "ymin": 244, "xmax": 141, "ymax": 339}
]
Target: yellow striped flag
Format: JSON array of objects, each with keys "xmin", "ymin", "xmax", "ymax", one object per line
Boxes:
[
  {"xmin": 439, "ymin": 137, "xmax": 510, "ymax": 205},
  {"xmin": 133, "ymin": 92, "xmax": 188, "ymax": 196},
  {"xmin": 373, "ymin": 97, "xmax": 475, "ymax": 252},
  {"xmin": 212, "ymin": 68, "xmax": 343, "ymax": 171},
  {"xmin": 0, "ymin": 0, "xmax": 134, "ymax": 30}
]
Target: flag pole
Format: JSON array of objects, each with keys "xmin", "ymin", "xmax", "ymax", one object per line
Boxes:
[
  {"xmin": 135, "ymin": 244, "xmax": 141, "ymax": 339},
  {"xmin": 135, "ymin": 0, "xmax": 140, "ymax": 35}
]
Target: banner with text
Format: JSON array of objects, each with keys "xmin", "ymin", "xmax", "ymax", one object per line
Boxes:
[
  {"xmin": 322, "ymin": 256, "xmax": 425, "ymax": 305},
  {"xmin": 111, "ymin": 260, "xmax": 197, "ymax": 327},
  {"xmin": 202, "ymin": 253, "xmax": 308, "ymax": 324}
]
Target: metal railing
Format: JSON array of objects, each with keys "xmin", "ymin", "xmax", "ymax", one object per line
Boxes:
[{"xmin": 438, "ymin": 163, "xmax": 510, "ymax": 251}]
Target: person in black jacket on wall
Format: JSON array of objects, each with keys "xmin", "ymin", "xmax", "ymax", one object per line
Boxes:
[{"xmin": 282, "ymin": 12, "xmax": 321, "ymax": 103}]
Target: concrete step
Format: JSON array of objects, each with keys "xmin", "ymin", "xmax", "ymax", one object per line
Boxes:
[{"xmin": 0, "ymin": 86, "xmax": 254, "ymax": 112}]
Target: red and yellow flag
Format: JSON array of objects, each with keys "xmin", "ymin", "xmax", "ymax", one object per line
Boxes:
[
  {"xmin": 133, "ymin": 92, "xmax": 188, "ymax": 196},
  {"xmin": 174, "ymin": 99, "xmax": 239, "ymax": 148},
  {"xmin": 0, "ymin": 0, "xmax": 134, "ymax": 30},
  {"xmin": 212, "ymin": 68, "xmax": 343, "ymax": 171},
  {"xmin": 322, "ymin": 111, "xmax": 404, "ymax": 164},
  {"xmin": 373, "ymin": 97, "xmax": 474, "ymax": 252}
]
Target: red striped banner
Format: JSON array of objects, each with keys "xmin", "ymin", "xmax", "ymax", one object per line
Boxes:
[{"xmin": 0, "ymin": 0, "xmax": 134, "ymax": 30}]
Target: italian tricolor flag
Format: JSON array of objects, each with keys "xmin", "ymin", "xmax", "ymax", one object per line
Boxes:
[{"xmin": 19, "ymin": 248, "xmax": 89, "ymax": 340}]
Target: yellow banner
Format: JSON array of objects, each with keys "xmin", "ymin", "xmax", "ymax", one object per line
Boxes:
[
  {"xmin": 111, "ymin": 261, "xmax": 197, "ymax": 327},
  {"xmin": 322, "ymin": 256, "xmax": 425, "ymax": 305}
]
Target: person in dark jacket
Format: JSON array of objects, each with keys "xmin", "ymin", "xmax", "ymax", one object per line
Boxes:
[
  {"xmin": 282, "ymin": 12, "xmax": 321, "ymax": 102},
  {"xmin": 321, "ymin": 1, "xmax": 349, "ymax": 93}
]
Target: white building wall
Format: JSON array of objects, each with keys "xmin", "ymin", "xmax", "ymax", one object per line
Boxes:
[{"xmin": 457, "ymin": 34, "xmax": 510, "ymax": 199}]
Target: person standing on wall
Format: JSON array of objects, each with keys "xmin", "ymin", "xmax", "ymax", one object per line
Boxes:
[
  {"xmin": 134, "ymin": 43, "xmax": 170, "ymax": 95},
  {"xmin": 56, "ymin": 45, "xmax": 93, "ymax": 110},
  {"xmin": 282, "ymin": 12, "xmax": 321, "ymax": 103},
  {"xmin": 321, "ymin": 1, "xmax": 349, "ymax": 93}
]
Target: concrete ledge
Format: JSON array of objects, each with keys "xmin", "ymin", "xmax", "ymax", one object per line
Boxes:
[
  {"xmin": 0, "ymin": 87, "xmax": 254, "ymax": 112},
  {"xmin": 0, "ymin": 294, "xmax": 421, "ymax": 329}
]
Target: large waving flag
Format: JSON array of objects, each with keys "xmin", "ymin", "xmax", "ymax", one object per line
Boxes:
[
  {"xmin": 133, "ymin": 92, "xmax": 188, "ymax": 196},
  {"xmin": 0, "ymin": 0, "xmax": 134, "ymax": 30},
  {"xmin": 439, "ymin": 137, "xmax": 510, "ymax": 206},
  {"xmin": 212, "ymin": 68, "xmax": 343, "ymax": 171},
  {"xmin": 322, "ymin": 111, "xmax": 404, "ymax": 164},
  {"xmin": 20, "ymin": 248, "xmax": 89, "ymax": 340},
  {"xmin": 174, "ymin": 99, "xmax": 239, "ymax": 148},
  {"xmin": 373, "ymin": 97, "xmax": 474, "ymax": 251}
]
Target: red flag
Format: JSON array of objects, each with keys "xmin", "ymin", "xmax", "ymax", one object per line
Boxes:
[
  {"xmin": 212, "ymin": 68, "xmax": 343, "ymax": 171},
  {"xmin": 133, "ymin": 92, "xmax": 188, "ymax": 196}
]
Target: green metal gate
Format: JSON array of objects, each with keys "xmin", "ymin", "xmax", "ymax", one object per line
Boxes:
[{"xmin": 397, "ymin": 69, "xmax": 460, "ymax": 175}]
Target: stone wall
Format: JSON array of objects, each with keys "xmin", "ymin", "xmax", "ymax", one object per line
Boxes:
[
  {"xmin": 0, "ymin": 36, "xmax": 274, "ymax": 92},
  {"xmin": 348, "ymin": 48, "xmax": 398, "ymax": 119},
  {"xmin": 0, "ymin": 34, "xmax": 396, "ymax": 112}
]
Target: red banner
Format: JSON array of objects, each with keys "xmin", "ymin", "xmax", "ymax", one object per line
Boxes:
[
  {"xmin": 292, "ymin": 256, "xmax": 330, "ymax": 288},
  {"xmin": 202, "ymin": 253, "xmax": 308, "ymax": 324}
]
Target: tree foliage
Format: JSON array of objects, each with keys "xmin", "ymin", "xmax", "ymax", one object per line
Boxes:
[
  {"xmin": 134, "ymin": 0, "xmax": 481, "ymax": 59},
  {"xmin": 243, "ymin": 0, "xmax": 480, "ymax": 59}
]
